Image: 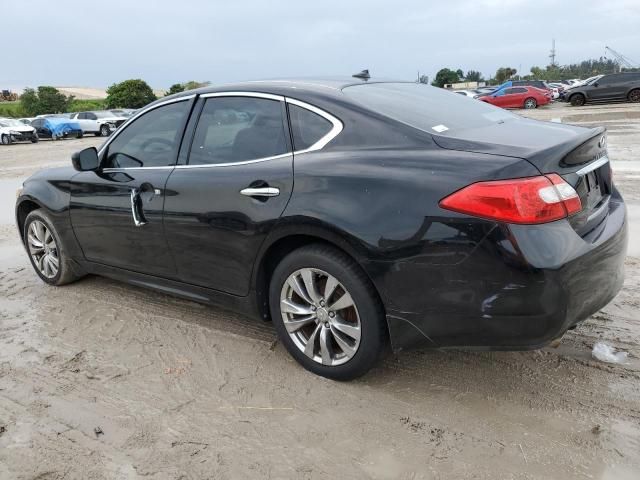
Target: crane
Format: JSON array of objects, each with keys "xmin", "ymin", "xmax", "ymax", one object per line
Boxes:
[{"xmin": 605, "ymin": 46, "xmax": 639, "ymax": 72}]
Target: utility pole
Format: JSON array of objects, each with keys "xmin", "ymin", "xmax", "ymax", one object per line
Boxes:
[{"xmin": 549, "ymin": 39, "xmax": 557, "ymax": 67}]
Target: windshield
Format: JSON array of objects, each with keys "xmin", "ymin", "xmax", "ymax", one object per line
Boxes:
[
  {"xmin": 342, "ymin": 82, "xmax": 518, "ymax": 135},
  {"xmin": 0, "ymin": 119, "xmax": 24, "ymax": 127},
  {"xmin": 584, "ymin": 75, "xmax": 603, "ymax": 85},
  {"xmin": 94, "ymin": 111, "xmax": 117, "ymax": 118}
]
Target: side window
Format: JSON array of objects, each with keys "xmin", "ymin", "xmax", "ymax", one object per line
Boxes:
[
  {"xmin": 288, "ymin": 104, "xmax": 333, "ymax": 151},
  {"xmin": 78, "ymin": 113, "xmax": 86, "ymax": 120},
  {"xmin": 503, "ymin": 88, "xmax": 515, "ymax": 95},
  {"xmin": 597, "ymin": 75, "xmax": 611, "ymax": 86},
  {"xmin": 513, "ymin": 87, "xmax": 527, "ymax": 94},
  {"xmin": 87, "ymin": 113, "xmax": 97, "ymax": 120},
  {"xmin": 494, "ymin": 89, "xmax": 506, "ymax": 96},
  {"xmin": 188, "ymin": 96, "xmax": 288, "ymax": 165},
  {"xmin": 103, "ymin": 101, "xmax": 189, "ymax": 168}
]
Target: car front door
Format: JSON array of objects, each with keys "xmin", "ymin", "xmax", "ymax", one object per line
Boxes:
[
  {"xmin": 162, "ymin": 93, "xmax": 294, "ymax": 295},
  {"xmin": 499, "ymin": 88, "xmax": 520, "ymax": 107},
  {"xmin": 69, "ymin": 98, "xmax": 194, "ymax": 276},
  {"xmin": 589, "ymin": 75, "xmax": 619, "ymax": 101}
]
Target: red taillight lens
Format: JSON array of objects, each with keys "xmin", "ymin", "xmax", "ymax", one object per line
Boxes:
[{"xmin": 439, "ymin": 174, "xmax": 582, "ymax": 224}]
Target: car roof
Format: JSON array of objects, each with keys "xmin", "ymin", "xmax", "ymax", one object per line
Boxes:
[{"xmin": 163, "ymin": 77, "xmax": 412, "ymax": 104}]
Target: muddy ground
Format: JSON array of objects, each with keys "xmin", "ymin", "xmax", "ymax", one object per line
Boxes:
[{"xmin": 0, "ymin": 103, "xmax": 639, "ymax": 479}]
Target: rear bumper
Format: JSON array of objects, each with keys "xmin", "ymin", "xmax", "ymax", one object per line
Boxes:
[{"xmin": 374, "ymin": 191, "xmax": 627, "ymax": 352}]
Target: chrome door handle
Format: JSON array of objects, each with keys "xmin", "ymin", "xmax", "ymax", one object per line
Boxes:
[
  {"xmin": 240, "ymin": 187, "xmax": 280, "ymax": 197},
  {"xmin": 130, "ymin": 188, "xmax": 148, "ymax": 227}
]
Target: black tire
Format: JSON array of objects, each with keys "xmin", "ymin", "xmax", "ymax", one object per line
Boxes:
[
  {"xmin": 1, "ymin": 134, "xmax": 9, "ymax": 145},
  {"xmin": 76, "ymin": 131, "xmax": 84, "ymax": 139},
  {"xmin": 100, "ymin": 125, "xmax": 110, "ymax": 137},
  {"xmin": 628, "ymin": 89, "xmax": 640, "ymax": 103},
  {"xmin": 23, "ymin": 209, "xmax": 83, "ymax": 286},
  {"xmin": 31, "ymin": 134, "xmax": 39, "ymax": 143},
  {"xmin": 570, "ymin": 93, "xmax": 585, "ymax": 106},
  {"xmin": 269, "ymin": 244, "xmax": 386, "ymax": 380},
  {"xmin": 94, "ymin": 131, "xmax": 102, "ymax": 137},
  {"xmin": 523, "ymin": 97, "xmax": 537, "ymax": 109}
]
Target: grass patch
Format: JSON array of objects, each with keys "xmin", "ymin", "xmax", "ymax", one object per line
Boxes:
[{"xmin": 0, "ymin": 98, "xmax": 108, "ymax": 118}]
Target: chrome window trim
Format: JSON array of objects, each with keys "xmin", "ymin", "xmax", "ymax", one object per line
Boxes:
[
  {"xmin": 176, "ymin": 153, "xmax": 293, "ymax": 169},
  {"xmin": 200, "ymin": 91, "xmax": 285, "ymax": 101},
  {"xmin": 285, "ymin": 97, "xmax": 343, "ymax": 154},
  {"xmin": 97, "ymin": 95, "xmax": 196, "ymax": 157},
  {"xmin": 575, "ymin": 156, "xmax": 609, "ymax": 176},
  {"xmin": 97, "ymin": 92, "xmax": 343, "ymax": 171}
]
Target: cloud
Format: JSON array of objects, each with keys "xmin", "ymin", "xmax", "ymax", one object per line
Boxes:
[{"xmin": 3, "ymin": 0, "xmax": 639, "ymax": 88}]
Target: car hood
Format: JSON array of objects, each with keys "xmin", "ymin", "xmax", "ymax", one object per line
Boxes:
[
  {"xmin": 1, "ymin": 125, "xmax": 34, "ymax": 133},
  {"xmin": 432, "ymin": 117, "xmax": 605, "ymax": 173}
]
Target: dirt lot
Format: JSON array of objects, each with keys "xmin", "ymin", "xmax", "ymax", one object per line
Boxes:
[{"xmin": 0, "ymin": 103, "xmax": 639, "ymax": 479}]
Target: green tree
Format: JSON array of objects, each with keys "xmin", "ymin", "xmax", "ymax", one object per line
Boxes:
[
  {"xmin": 183, "ymin": 80, "xmax": 211, "ymax": 90},
  {"xmin": 106, "ymin": 79, "xmax": 156, "ymax": 109},
  {"xmin": 431, "ymin": 68, "xmax": 460, "ymax": 87},
  {"xmin": 37, "ymin": 86, "xmax": 73, "ymax": 114},
  {"xmin": 19, "ymin": 88, "xmax": 40, "ymax": 116},
  {"xmin": 465, "ymin": 70, "xmax": 484, "ymax": 82},
  {"xmin": 494, "ymin": 67, "xmax": 517, "ymax": 84},
  {"xmin": 19, "ymin": 86, "xmax": 72, "ymax": 116},
  {"xmin": 165, "ymin": 83, "xmax": 185, "ymax": 96}
]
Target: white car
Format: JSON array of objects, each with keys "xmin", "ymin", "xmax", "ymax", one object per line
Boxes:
[
  {"xmin": 0, "ymin": 118, "xmax": 38, "ymax": 144},
  {"xmin": 451, "ymin": 89, "xmax": 478, "ymax": 98},
  {"xmin": 69, "ymin": 111, "xmax": 128, "ymax": 137}
]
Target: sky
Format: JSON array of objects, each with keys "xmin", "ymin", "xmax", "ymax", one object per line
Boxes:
[{"xmin": 3, "ymin": 0, "xmax": 640, "ymax": 90}]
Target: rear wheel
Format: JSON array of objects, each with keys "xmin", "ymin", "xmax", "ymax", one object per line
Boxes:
[
  {"xmin": 23, "ymin": 209, "xmax": 83, "ymax": 286},
  {"xmin": 570, "ymin": 93, "xmax": 585, "ymax": 106},
  {"xmin": 76, "ymin": 131, "xmax": 83, "ymax": 139},
  {"xmin": 628, "ymin": 89, "xmax": 640, "ymax": 103},
  {"xmin": 523, "ymin": 97, "xmax": 537, "ymax": 109},
  {"xmin": 269, "ymin": 244, "xmax": 386, "ymax": 380}
]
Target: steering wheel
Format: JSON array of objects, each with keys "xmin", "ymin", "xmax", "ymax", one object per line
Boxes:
[{"xmin": 140, "ymin": 137, "xmax": 173, "ymax": 152}]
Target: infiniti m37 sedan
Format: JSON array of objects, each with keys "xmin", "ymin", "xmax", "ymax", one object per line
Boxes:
[{"xmin": 15, "ymin": 79, "xmax": 627, "ymax": 380}]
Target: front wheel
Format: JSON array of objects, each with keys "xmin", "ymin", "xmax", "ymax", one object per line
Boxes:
[
  {"xmin": 628, "ymin": 89, "xmax": 640, "ymax": 103},
  {"xmin": 523, "ymin": 97, "xmax": 537, "ymax": 109},
  {"xmin": 76, "ymin": 131, "xmax": 83, "ymax": 139},
  {"xmin": 269, "ymin": 244, "xmax": 386, "ymax": 380},
  {"xmin": 570, "ymin": 94, "xmax": 585, "ymax": 106},
  {"xmin": 1, "ymin": 134, "xmax": 10, "ymax": 145},
  {"xmin": 31, "ymin": 134, "xmax": 39, "ymax": 143},
  {"xmin": 100, "ymin": 125, "xmax": 110, "ymax": 137},
  {"xmin": 23, "ymin": 209, "xmax": 83, "ymax": 286}
]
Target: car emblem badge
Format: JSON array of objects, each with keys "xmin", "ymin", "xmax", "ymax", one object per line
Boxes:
[{"xmin": 598, "ymin": 135, "xmax": 606, "ymax": 149}]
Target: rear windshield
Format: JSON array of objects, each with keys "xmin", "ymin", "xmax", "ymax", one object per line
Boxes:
[{"xmin": 342, "ymin": 82, "xmax": 517, "ymax": 135}]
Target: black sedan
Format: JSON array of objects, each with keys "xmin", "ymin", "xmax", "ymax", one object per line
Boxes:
[{"xmin": 15, "ymin": 79, "xmax": 627, "ymax": 380}]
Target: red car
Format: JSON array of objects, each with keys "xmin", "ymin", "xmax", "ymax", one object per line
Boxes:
[{"xmin": 479, "ymin": 86, "xmax": 551, "ymax": 109}]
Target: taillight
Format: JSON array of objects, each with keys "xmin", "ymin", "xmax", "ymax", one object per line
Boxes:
[{"xmin": 439, "ymin": 174, "xmax": 582, "ymax": 224}]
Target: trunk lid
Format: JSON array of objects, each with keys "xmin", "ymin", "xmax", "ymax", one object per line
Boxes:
[{"xmin": 433, "ymin": 118, "xmax": 612, "ymax": 237}]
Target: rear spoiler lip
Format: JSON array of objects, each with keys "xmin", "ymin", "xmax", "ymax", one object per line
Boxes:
[{"xmin": 432, "ymin": 125, "xmax": 607, "ymax": 175}]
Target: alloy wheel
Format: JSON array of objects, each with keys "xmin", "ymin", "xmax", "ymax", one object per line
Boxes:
[
  {"xmin": 27, "ymin": 220, "xmax": 59, "ymax": 279},
  {"xmin": 280, "ymin": 268, "xmax": 361, "ymax": 366},
  {"xmin": 524, "ymin": 99, "xmax": 536, "ymax": 109},
  {"xmin": 629, "ymin": 90, "xmax": 640, "ymax": 103}
]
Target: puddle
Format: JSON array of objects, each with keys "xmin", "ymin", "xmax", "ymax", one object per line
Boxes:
[{"xmin": 0, "ymin": 177, "xmax": 24, "ymax": 225}]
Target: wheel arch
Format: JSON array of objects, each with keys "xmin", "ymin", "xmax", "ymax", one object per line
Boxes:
[
  {"xmin": 252, "ymin": 227, "xmax": 385, "ymax": 324},
  {"xmin": 16, "ymin": 197, "xmax": 45, "ymax": 241}
]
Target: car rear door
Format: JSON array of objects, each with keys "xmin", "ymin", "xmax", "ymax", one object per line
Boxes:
[
  {"xmin": 162, "ymin": 93, "xmax": 294, "ymax": 296},
  {"xmin": 69, "ymin": 97, "xmax": 194, "ymax": 277}
]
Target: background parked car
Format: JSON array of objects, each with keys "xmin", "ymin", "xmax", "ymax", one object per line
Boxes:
[
  {"xmin": 0, "ymin": 118, "xmax": 38, "ymax": 144},
  {"xmin": 564, "ymin": 72, "xmax": 640, "ymax": 106},
  {"xmin": 451, "ymin": 89, "xmax": 479, "ymax": 98},
  {"xmin": 30, "ymin": 117, "xmax": 83, "ymax": 140},
  {"xmin": 478, "ymin": 86, "xmax": 551, "ymax": 109},
  {"xmin": 69, "ymin": 111, "xmax": 128, "ymax": 136}
]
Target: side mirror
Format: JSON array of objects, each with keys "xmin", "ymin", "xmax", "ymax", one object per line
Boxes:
[
  {"xmin": 72, "ymin": 147, "xmax": 100, "ymax": 172},
  {"xmin": 593, "ymin": 83, "xmax": 599, "ymax": 87}
]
